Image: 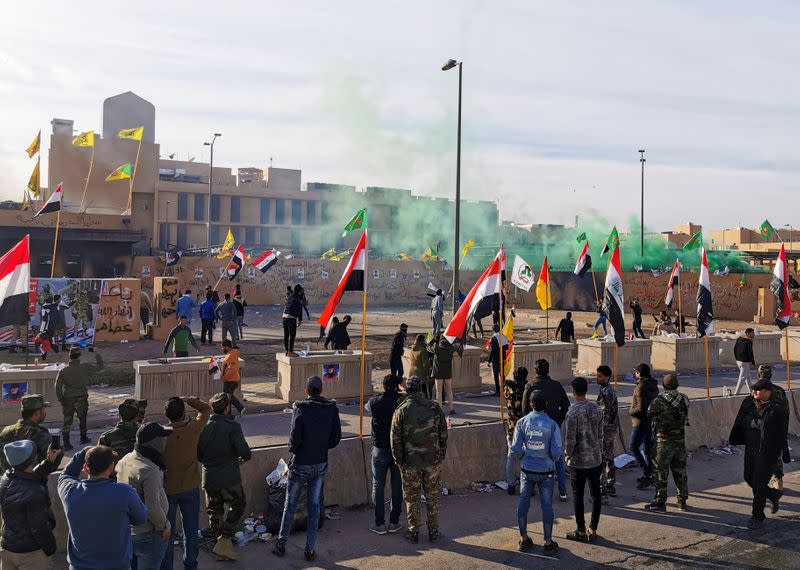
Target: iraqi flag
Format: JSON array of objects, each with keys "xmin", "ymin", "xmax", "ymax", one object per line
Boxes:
[
  {"xmin": 696, "ymin": 248, "xmax": 713, "ymax": 337},
  {"xmin": 32, "ymin": 183, "xmax": 62, "ymax": 219},
  {"xmin": 771, "ymin": 243, "xmax": 792, "ymax": 329},
  {"xmin": 573, "ymin": 241, "xmax": 592, "ymax": 278},
  {"xmin": 665, "ymin": 259, "xmax": 680, "ymax": 308},
  {"xmin": 317, "ymin": 231, "xmax": 367, "ymax": 334},
  {"xmin": 0, "ymin": 236, "xmax": 31, "ymax": 328},
  {"xmin": 253, "ymin": 249, "xmax": 280, "ymax": 273},
  {"xmin": 444, "ymin": 250, "xmax": 502, "ymax": 344},
  {"xmin": 602, "ymin": 246, "xmax": 625, "ymax": 346},
  {"xmin": 165, "ymin": 250, "xmax": 182, "ymax": 267},
  {"xmin": 226, "ymin": 246, "xmax": 246, "ymax": 280}
]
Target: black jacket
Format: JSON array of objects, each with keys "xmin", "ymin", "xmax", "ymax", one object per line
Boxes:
[
  {"xmin": 283, "ymin": 293, "xmax": 304, "ymax": 321},
  {"xmin": 522, "ymin": 375, "xmax": 571, "ymax": 425},
  {"xmin": 233, "ymin": 298, "xmax": 246, "ymax": 317},
  {"xmin": 390, "ymin": 331, "xmax": 407, "ymax": 361},
  {"xmin": 325, "ymin": 317, "xmax": 352, "ymax": 350},
  {"xmin": 729, "ymin": 398, "xmax": 787, "ymax": 460},
  {"xmin": 733, "ymin": 337, "xmax": 755, "ymax": 364},
  {"xmin": 366, "ymin": 391, "xmax": 402, "ymax": 450},
  {"xmin": 289, "ymin": 396, "xmax": 342, "ymax": 465},
  {"xmin": 555, "ymin": 318, "xmax": 575, "ymax": 342},
  {"xmin": 0, "ymin": 462, "xmax": 57, "ymax": 556}
]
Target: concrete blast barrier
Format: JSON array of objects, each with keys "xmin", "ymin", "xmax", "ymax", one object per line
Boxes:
[
  {"xmin": 650, "ymin": 336, "xmax": 721, "ymax": 372},
  {"xmin": 276, "ymin": 351, "xmax": 375, "ymax": 402},
  {"xmin": 576, "ymin": 338, "xmax": 652, "ymax": 376},
  {"xmin": 719, "ymin": 332, "xmax": 783, "ymax": 365},
  {"xmin": 0, "ymin": 365, "xmax": 62, "ymax": 425},
  {"xmin": 401, "ymin": 346, "xmax": 483, "ymax": 393},
  {"xmin": 780, "ymin": 330, "xmax": 800, "ymax": 363},
  {"xmin": 133, "ymin": 356, "xmax": 241, "ymax": 410},
  {"xmin": 513, "ymin": 341, "xmax": 573, "ymax": 384}
]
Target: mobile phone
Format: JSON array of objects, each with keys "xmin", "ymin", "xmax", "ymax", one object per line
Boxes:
[{"xmin": 51, "ymin": 434, "xmax": 61, "ymax": 450}]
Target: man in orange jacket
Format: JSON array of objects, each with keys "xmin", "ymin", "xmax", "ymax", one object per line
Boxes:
[{"xmin": 220, "ymin": 340, "xmax": 244, "ymax": 415}]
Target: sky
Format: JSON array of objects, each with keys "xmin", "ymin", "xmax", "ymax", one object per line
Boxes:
[{"xmin": 2, "ymin": 1, "xmax": 800, "ymax": 232}]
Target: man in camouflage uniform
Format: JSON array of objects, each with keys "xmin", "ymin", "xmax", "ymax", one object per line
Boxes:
[
  {"xmin": 595, "ymin": 365, "xmax": 619, "ymax": 500},
  {"xmin": 0, "ymin": 395, "xmax": 60, "ymax": 474},
  {"xmin": 504, "ymin": 366, "xmax": 529, "ymax": 495},
  {"xmin": 754, "ymin": 365, "xmax": 791, "ymax": 492},
  {"xmin": 55, "ymin": 347, "xmax": 103, "ymax": 450},
  {"xmin": 98, "ymin": 398, "xmax": 147, "ymax": 459},
  {"xmin": 644, "ymin": 373, "xmax": 690, "ymax": 512},
  {"xmin": 390, "ymin": 376, "xmax": 448, "ymax": 544}
]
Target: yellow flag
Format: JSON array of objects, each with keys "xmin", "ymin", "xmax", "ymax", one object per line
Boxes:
[
  {"xmin": 27, "ymin": 158, "xmax": 40, "ymax": 197},
  {"xmin": 26, "ymin": 130, "xmax": 40, "ymax": 158},
  {"xmin": 216, "ymin": 228, "xmax": 235, "ymax": 258},
  {"xmin": 21, "ymin": 191, "xmax": 31, "ymax": 211},
  {"xmin": 72, "ymin": 131, "xmax": 95, "ymax": 147},
  {"xmin": 462, "ymin": 239, "xmax": 474, "ymax": 259},
  {"xmin": 118, "ymin": 126, "xmax": 144, "ymax": 141},
  {"xmin": 330, "ymin": 249, "xmax": 351, "ymax": 262},
  {"xmin": 502, "ymin": 314, "xmax": 514, "ymax": 378},
  {"xmin": 106, "ymin": 163, "xmax": 132, "ymax": 181},
  {"xmin": 321, "ymin": 247, "xmax": 336, "ymax": 260},
  {"xmin": 535, "ymin": 257, "xmax": 552, "ymax": 310}
]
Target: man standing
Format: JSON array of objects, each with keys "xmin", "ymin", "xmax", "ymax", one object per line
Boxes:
[
  {"xmin": 365, "ymin": 375, "xmax": 404, "ymax": 535},
  {"xmin": 563, "ymin": 377, "xmax": 603, "ymax": 543},
  {"xmin": 175, "ymin": 290, "xmax": 198, "ymax": 325},
  {"xmin": 522, "ymin": 359, "xmax": 570, "ymax": 501},
  {"xmin": 162, "ymin": 396, "xmax": 212, "ymax": 570},
  {"xmin": 199, "ymin": 291, "xmax": 216, "ymax": 345},
  {"xmin": 0, "ymin": 395, "xmax": 54, "ymax": 472},
  {"xmin": 733, "ymin": 328, "xmax": 756, "ymax": 395},
  {"xmin": 116, "ymin": 423, "xmax": 174, "ymax": 568},
  {"xmin": 58, "ymin": 446, "xmax": 148, "ymax": 569},
  {"xmin": 555, "ymin": 312, "xmax": 576, "ymax": 343},
  {"xmin": 163, "ymin": 316, "xmax": 199, "ymax": 358},
  {"xmin": 644, "ymin": 373, "xmax": 690, "ymax": 512},
  {"xmin": 282, "ymin": 286, "xmax": 304, "ymax": 356},
  {"xmin": 429, "ymin": 335, "xmax": 463, "ymax": 415},
  {"xmin": 430, "ymin": 289, "xmax": 444, "ymax": 335},
  {"xmin": 503, "ymin": 366, "xmax": 529, "ymax": 495},
  {"xmin": 220, "ymin": 339, "xmax": 244, "ymax": 414},
  {"xmin": 198, "ymin": 393, "xmax": 251, "ymax": 561},
  {"xmin": 629, "ymin": 299, "xmax": 645, "ymax": 339},
  {"xmin": 595, "ymin": 365, "xmax": 618, "ymax": 500},
  {"xmin": 55, "ymin": 347, "xmax": 103, "ymax": 450},
  {"xmin": 52, "ymin": 294, "xmax": 69, "ymax": 351},
  {"xmin": 488, "ymin": 323, "xmax": 509, "ymax": 396},
  {"xmin": 99, "ymin": 399, "xmax": 146, "ymax": 460},
  {"xmin": 629, "ymin": 363, "xmax": 659, "ymax": 489},
  {"xmin": 0, "ymin": 440, "xmax": 60, "ymax": 569},
  {"xmin": 391, "ymin": 376, "xmax": 447, "ymax": 544},
  {"xmin": 215, "ymin": 293, "xmax": 239, "ymax": 348},
  {"xmin": 273, "ymin": 376, "xmax": 342, "ymax": 561},
  {"xmin": 233, "ymin": 295, "xmax": 246, "ymax": 340},
  {"xmin": 390, "ymin": 324, "xmax": 408, "ymax": 378},
  {"xmin": 511, "ymin": 391, "xmax": 561, "ymax": 555}
]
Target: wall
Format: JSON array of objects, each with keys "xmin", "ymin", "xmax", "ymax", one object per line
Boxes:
[{"xmin": 94, "ymin": 279, "xmax": 141, "ymax": 342}]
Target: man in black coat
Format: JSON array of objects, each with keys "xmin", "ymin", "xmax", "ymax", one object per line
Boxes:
[
  {"xmin": 390, "ymin": 324, "xmax": 408, "ymax": 378},
  {"xmin": 555, "ymin": 312, "xmax": 576, "ymax": 343}
]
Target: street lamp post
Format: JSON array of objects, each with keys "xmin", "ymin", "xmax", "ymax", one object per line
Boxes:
[
  {"xmin": 204, "ymin": 133, "xmax": 221, "ymax": 256},
  {"xmin": 442, "ymin": 58, "xmax": 462, "ymax": 315},
  {"xmin": 639, "ymin": 149, "xmax": 645, "ymax": 257}
]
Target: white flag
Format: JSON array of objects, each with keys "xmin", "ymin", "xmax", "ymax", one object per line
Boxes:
[{"xmin": 510, "ymin": 254, "xmax": 535, "ymax": 292}]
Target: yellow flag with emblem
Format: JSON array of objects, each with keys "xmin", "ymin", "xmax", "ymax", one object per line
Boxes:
[
  {"xmin": 462, "ymin": 239, "xmax": 474, "ymax": 259},
  {"xmin": 26, "ymin": 131, "xmax": 40, "ymax": 158},
  {"xmin": 216, "ymin": 228, "xmax": 235, "ymax": 258},
  {"xmin": 72, "ymin": 131, "xmax": 95, "ymax": 147},
  {"xmin": 502, "ymin": 314, "xmax": 514, "ymax": 378},
  {"xmin": 27, "ymin": 159, "xmax": 40, "ymax": 197},
  {"xmin": 118, "ymin": 126, "xmax": 144, "ymax": 141}
]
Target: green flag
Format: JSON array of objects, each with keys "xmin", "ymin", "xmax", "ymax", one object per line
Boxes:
[
  {"xmin": 576, "ymin": 232, "xmax": 587, "ymax": 243},
  {"xmin": 682, "ymin": 230, "xmax": 703, "ymax": 252},
  {"xmin": 601, "ymin": 226, "xmax": 619, "ymax": 256},
  {"xmin": 759, "ymin": 219, "xmax": 776, "ymax": 240},
  {"xmin": 342, "ymin": 208, "xmax": 367, "ymax": 237}
]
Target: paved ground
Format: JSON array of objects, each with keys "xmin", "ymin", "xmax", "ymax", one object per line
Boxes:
[{"xmin": 47, "ymin": 445, "xmax": 800, "ymax": 569}]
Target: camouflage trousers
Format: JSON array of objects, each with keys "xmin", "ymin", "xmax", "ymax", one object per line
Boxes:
[
  {"xmin": 400, "ymin": 464, "xmax": 442, "ymax": 534},
  {"xmin": 653, "ymin": 439, "xmax": 688, "ymax": 503},
  {"xmin": 600, "ymin": 425, "xmax": 616, "ymax": 492},
  {"xmin": 61, "ymin": 396, "xmax": 88, "ymax": 437},
  {"xmin": 206, "ymin": 483, "xmax": 247, "ymax": 539}
]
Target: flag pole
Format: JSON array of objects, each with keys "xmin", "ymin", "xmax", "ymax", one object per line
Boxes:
[
  {"xmin": 590, "ymin": 270, "xmax": 600, "ymax": 305},
  {"xmin": 704, "ymin": 335, "xmax": 710, "ymax": 399},
  {"xmin": 613, "ymin": 342, "xmax": 618, "ymax": 390},
  {"xmin": 79, "ymin": 145, "xmax": 95, "ymax": 212},
  {"xmin": 50, "ymin": 209, "xmax": 62, "ymax": 279},
  {"xmin": 499, "ymin": 283, "xmax": 505, "ymax": 423},
  {"xmin": 212, "ymin": 248, "xmax": 236, "ymax": 291},
  {"xmin": 126, "ymin": 137, "xmax": 143, "ymax": 213},
  {"xmin": 358, "ymin": 289, "xmax": 367, "ymax": 437},
  {"xmin": 677, "ymin": 265, "xmax": 683, "ymax": 335},
  {"xmin": 785, "ymin": 327, "xmax": 791, "ymax": 390}
]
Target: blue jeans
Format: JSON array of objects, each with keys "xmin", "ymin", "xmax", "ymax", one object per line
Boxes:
[
  {"xmin": 372, "ymin": 447, "xmax": 402, "ymax": 526},
  {"xmin": 517, "ymin": 471, "xmax": 555, "ymax": 540},
  {"xmin": 131, "ymin": 530, "xmax": 169, "ymax": 570},
  {"xmin": 506, "ymin": 435, "xmax": 517, "ymax": 486},
  {"xmin": 594, "ymin": 316, "xmax": 607, "ymax": 334},
  {"xmin": 630, "ymin": 421, "xmax": 653, "ymax": 478},
  {"xmin": 161, "ymin": 488, "xmax": 200, "ymax": 570},
  {"xmin": 277, "ymin": 462, "xmax": 327, "ymax": 553}
]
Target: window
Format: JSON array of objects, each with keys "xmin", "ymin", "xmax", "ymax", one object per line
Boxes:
[
  {"xmin": 176, "ymin": 224, "xmax": 187, "ymax": 248},
  {"xmin": 246, "ymin": 227, "xmax": 257, "ymax": 245},
  {"xmin": 260, "ymin": 198, "xmax": 270, "ymax": 224},
  {"xmin": 292, "ymin": 200, "xmax": 302, "ymax": 224},
  {"xmin": 177, "ymin": 193, "xmax": 188, "ymax": 220},
  {"xmin": 260, "ymin": 227, "xmax": 270, "ymax": 245},
  {"xmin": 275, "ymin": 200, "xmax": 285, "ymax": 224},
  {"xmin": 37, "ymin": 255, "xmax": 52, "ymax": 274},
  {"xmin": 230, "ymin": 196, "xmax": 240, "ymax": 223},
  {"xmin": 209, "ymin": 225, "xmax": 220, "ymax": 246},
  {"xmin": 321, "ymin": 202, "xmax": 330, "ymax": 224},
  {"xmin": 159, "ymin": 223, "xmax": 169, "ymax": 250},
  {"xmin": 194, "ymin": 194, "xmax": 205, "ymax": 222},
  {"xmin": 306, "ymin": 201, "xmax": 316, "ymax": 225},
  {"xmin": 211, "ymin": 195, "xmax": 221, "ymax": 222}
]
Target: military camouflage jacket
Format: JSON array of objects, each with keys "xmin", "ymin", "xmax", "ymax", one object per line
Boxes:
[
  {"xmin": 648, "ymin": 390, "xmax": 689, "ymax": 441},
  {"xmin": 55, "ymin": 356, "xmax": 104, "ymax": 401},
  {"xmin": 390, "ymin": 392, "xmax": 448, "ymax": 469},
  {"xmin": 98, "ymin": 420, "xmax": 139, "ymax": 459},
  {"xmin": 0, "ymin": 419, "xmax": 51, "ymax": 472},
  {"xmin": 503, "ymin": 378, "xmax": 527, "ymax": 438}
]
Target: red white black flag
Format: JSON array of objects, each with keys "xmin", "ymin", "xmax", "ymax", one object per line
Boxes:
[
  {"xmin": 444, "ymin": 250, "xmax": 503, "ymax": 344},
  {"xmin": 165, "ymin": 250, "xmax": 183, "ymax": 267},
  {"xmin": 0, "ymin": 236, "xmax": 30, "ymax": 328},
  {"xmin": 573, "ymin": 241, "xmax": 592, "ymax": 278},
  {"xmin": 32, "ymin": 183, "xmax": 62, "ymax": 219},
  {"xmin": 771, "ymin": 243, "xmax": 792, "ymax": 329},
  {"xmin": 317, "ymin": 231, "xmax": 367, "ymax": 333},
  {"xmin": 226, "ymin": 246, "xmax": 246, "ymax": 280},
  {"xmin": 665, "ymin": 259, "xmax": 680, "ymax": 308},
  {"xmin": 696, "ymin": 248, "xmax": 713, "ymax": 336},
  {"xmin": 252, "ymin": 249, "xmax": 280, "ymax": 273},
  {"xmin": 602, "ymin": 246, "xmax": 625, "ymax": 346}
]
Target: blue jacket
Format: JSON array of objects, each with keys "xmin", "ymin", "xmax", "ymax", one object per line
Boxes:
[
  {"xmin": 215, "ymin": 300, "xmax": 236, "ymax": 321},
  {"xmin": 175, "ymin": 295, "xmax": 198, "ymax": 320},
  {"xmin": 288, "ymin": 396, "xmax": 342, "ymax": 465},
  {"xmin": 57, "ymin": 449, "xmax": 148, "ymax": 570},
  {"xmin": 511, "ymin": 411, "xmax": 562, "ymax": 474},
  {"xmin": 199, "ymin": 299, "xmax": 216, "ymax": 320}
]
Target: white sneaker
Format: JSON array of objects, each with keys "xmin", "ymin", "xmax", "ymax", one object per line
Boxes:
[{"xmin": 369, "ymin": 524, "xmax": 387, "ymax": 535}]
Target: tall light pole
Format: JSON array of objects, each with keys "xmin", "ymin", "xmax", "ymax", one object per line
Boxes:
[
  {"xmin": 204, "ymin": 133, "xmax": 221, "ymax": 256},
  {"xmin": 784, "ymin": 224, "xmax": 794, "ymax": 272},
  {"xmin": 442, "ymin": 58, "xmax": 462, "ymax": 315},
  {"xmin": 639, "ymin": 149, "xmax": 645, "ymax": 256}
]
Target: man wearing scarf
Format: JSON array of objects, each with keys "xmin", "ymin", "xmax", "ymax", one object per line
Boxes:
[{"xmin": 116, "ymin": 422, "xmax": 174, "ymax": 568}]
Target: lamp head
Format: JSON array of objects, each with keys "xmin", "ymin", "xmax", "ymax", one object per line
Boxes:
[{"xmin": 441, "ymin": 59, "xmax": 459, "ymax": 71}]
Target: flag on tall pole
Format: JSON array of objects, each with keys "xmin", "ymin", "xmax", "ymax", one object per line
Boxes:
[
  {"xmin": 226, "ymin": 246, "xmax": 246, "ymax": 280},
  {"xmin": 576, "ymin": 232, "xmax": 587, "ymax": 243},
  {"xmin": 771, "ymin": 243, "xmax": 792, "ymax": 329},
  {"xmin": 217, "ymin": 228, "xmax": 235, "ymax": 259},
  {"xmin": 0, "ymin": 236, "xmax": 30, "ymax": 328},
  {"xmin": 759, "ymin": 219, "xmax": 777, "ymax": 241},
  {"xmin": 665, "ymin": 259, "xmax": 680, "ymax": 307},
  {"xmin": 165, "ymin": 250, "xmax": 183, "ymax": 267},
  {"xmin": 573, "ymin": 242, "xmax": 592, "ymax": 278},
  {"xmin": 682, "ymin": 230, "xmax": 703, "ymax": 252},
  {"xmin": 252, "ymin": 249, "xmax": 280, "ymax": 273},
  {"xmin": 118, "ymin": 126, "xmax": 144, "ymax": 141},
  {"xmin": 461, "ymin": 239, "xmax": 475, "ymax": 259},
  {"xmin": 342, "ymin": 208, "xmax": 367, "ymax": 237},
  {"xmin": 696, "ymin": 248, "xmax": 714, "ymax": 336},
  {"xmin": 600, "ymin": 226, "xmax": 619, "ymax": 256},
  {"xmin": 443, "ymin": 250, "xmax": 502, "ymax": 344},
  {"xmin": 510, "ymin": 255, "xmax": 534, "ymax": 292},
  {"xmin": 602, "ymin": 246, "xmax": 626, "ymax": 346},
  {"xmin": 105, "ymin": 163, "xmax": 132, "ymax": 182},
  {"xmin": 502, "ymin": 313, "xmax": 514, "ymax": 378},
  {"xmin": 26, "ymin": 131, "xmax": 40, "ymax": 158},
  {"xmin": 27, "ymin": 159, "xmax": 40, "ymax": 198},
  {"xmin": 535, "ymin": 257, "xmax": 552, "ymax": 310},
  {"xmin": 318, "ymin": 231, "xmax": 368, "ymax": 334},
  {"xmin": 72, "ymin": 131, "xmax": 95, "ymax": 147},
  {"xmin": 32, "ymin": 183, "xmax": 62, "ymax": 219}
]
